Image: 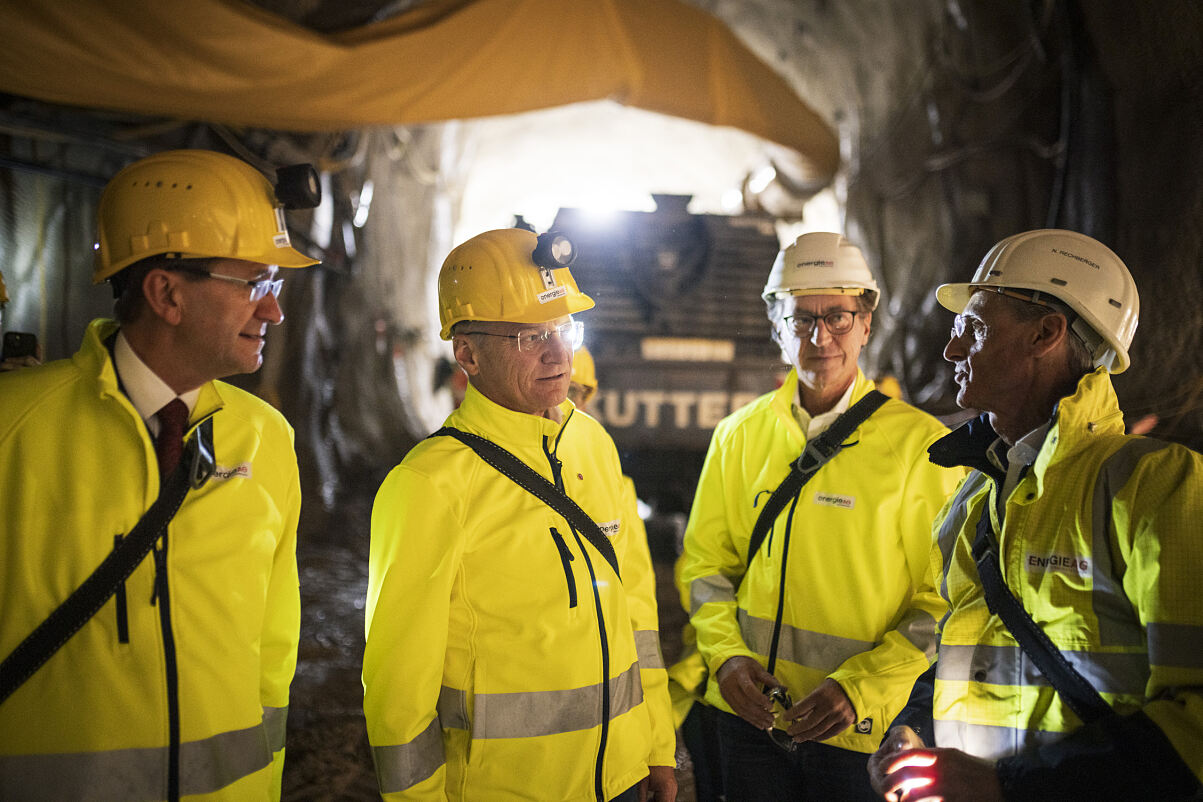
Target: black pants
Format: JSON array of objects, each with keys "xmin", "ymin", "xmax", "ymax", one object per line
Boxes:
[
  {"xmin": 716, "ymin": 710, "xmax": 879, "ymax": 802},
  {"xmin": 682, "ymin": 702, "xmax": 726, "ymax": 801}
]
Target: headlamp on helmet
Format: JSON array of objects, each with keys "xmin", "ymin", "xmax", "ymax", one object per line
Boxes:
[{"xmin": 274, "ymin": 163, "xmax": 322, "ymax": 210}]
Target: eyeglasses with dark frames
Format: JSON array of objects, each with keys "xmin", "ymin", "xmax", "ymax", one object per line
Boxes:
[{"xmin": 781, "ymin": 310, "xmax": 862, "ymax": 338}]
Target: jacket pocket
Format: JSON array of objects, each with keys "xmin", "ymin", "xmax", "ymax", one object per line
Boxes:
[{"xmin": 549, "ymin": 527, "xmax": 578, "ymax": 608}]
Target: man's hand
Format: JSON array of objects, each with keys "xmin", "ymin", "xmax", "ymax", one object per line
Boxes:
[
  {"xmin": 869, "ymin": 725, "xmax": 925, "ymax": 796},
  {"xmin": 716, "ymin": 655, "xmax": 779, "ymax": 730},
  {"xmin": 0, "ymin": 354, "xmax": 40, "ymax": 372},
  {"xmin": 783, "ymin": 677, "xmax": 856, "ymax": 743},
  {"xmin": 639, "ymin": 765, "xmax": 677, "ymax": 801},
  {"xmin": 877, "ymin": 744, "xmax": 1002, "ymax": 802}
]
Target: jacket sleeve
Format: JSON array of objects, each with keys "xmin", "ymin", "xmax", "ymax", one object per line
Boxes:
[
  {"xmin": 997, "ymin": 443, "xmax": 1203, "ymax": 799},
  {"xmin": 364, "ymin": 464, "xmax": 462, "ymax": 801},
  {"xmin": 616, "ymin": 476, "xmax": 677, "ymax": 767},
  {"xmin": 261, "ymin": 438, "xmax": 302, "ymax": 801},
  {"xmin": 826, "ymin": 450, "xmax": 959, "ymax": 729},
  {"xmin": 678, "ymin": 427, "xmax": 756, "ymax": 678}
]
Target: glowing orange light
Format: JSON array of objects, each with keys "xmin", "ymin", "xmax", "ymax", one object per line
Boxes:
[{"xmin": 886, "ymin": 752, "xmax": 938, "ymax": 802}]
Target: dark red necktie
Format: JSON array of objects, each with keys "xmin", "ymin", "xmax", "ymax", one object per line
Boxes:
[{"xmin": 155, "ymin": 399, "xmax": 189, "ymax": 478}]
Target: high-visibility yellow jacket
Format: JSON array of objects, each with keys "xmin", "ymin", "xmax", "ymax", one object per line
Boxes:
[
  {"xmin": 926, "ymin": 368, "xmax": 1203, "ymax": 798},
  {"xmin": 0, "ymin": 319, "xmax": 301, "ymax": 801},
  {"xmin": 363, "ymin": 383, "xmax": 674, "ymax": 801},
  {"xmin": 679, "ymin": 369, "xmax": 962, "ymax": 754}
]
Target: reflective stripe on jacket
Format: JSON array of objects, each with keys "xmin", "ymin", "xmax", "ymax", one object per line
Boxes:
[
  {"xmin": 0, "ymin": 319, "xmax": 301, "ymax": 801},
  {"xmin": 679, "ymin": 369, "xmax": 962, "ymax": 753},
  {"xmin": 363, "ymin": 383, "xmax": 673, "ymax": 801},
  {"xmin": 928, "ymin": 368, "xmax": 1203, "ymax": 788}
]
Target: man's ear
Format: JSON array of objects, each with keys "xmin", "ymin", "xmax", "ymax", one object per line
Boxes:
[
  {"xmin": 1032, "ymin": 312, "xmax": 1070, "ymax": 359},
  {"xmin": 141, "ymin": 269, "xmax": 184, "ymax": 326},
  {"xmin": 453, "ymin": 334, "xmax": 481, "ymax": 377}
]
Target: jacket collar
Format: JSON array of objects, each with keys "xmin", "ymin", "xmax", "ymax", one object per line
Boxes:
[
  {"xmin": 928, "ymin": 368, "xmax": 1123, "ymax": 490},
  {"xmin": 76, "ymin": 318, "xmax": 225, "ymax": 431},
  {"xmin": 769, "ymin": 366, "xmax": 873, "ymax": 442},
  {"xmin": 452, "ymin": 382, "xmax": 574, "ymax": 455}
]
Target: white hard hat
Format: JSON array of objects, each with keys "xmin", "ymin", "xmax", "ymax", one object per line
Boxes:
[
  {"xmin": 762, "ymin": 232, "xmax": 879, "ymax": 309},
  {"xmin": 936, "ymin": 229, "xmax": 1139, "ymax": 373}
]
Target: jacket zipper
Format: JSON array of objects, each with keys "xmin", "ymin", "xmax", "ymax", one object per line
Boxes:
[
  {"xmin": 549, "ymin": 527, "xmax": 578, "ymax": 608},
  {"xmin": 151, "ymin": 534, "xmax": 181, "ymax": 802},
  {"xmin": 544, "ymin": 431, "xmax": 610, "ymax": 802}
]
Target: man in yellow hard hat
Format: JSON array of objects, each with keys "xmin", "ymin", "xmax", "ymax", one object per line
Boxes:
[
  {"xmin": 568, "ymin": 343, "xmax": 598, "ymax": 410},
  {"xmin": 873, "ymin": 230, "xmax": 1203, "ymax": 801},
  {"xmin": 677, "ymin": 232, "xmax": 963, "ymax": 801},
  {"xmin": 364, "ymin": 229, "xmax": 676, "ymax": 801},
  {"xmin": 0, "ymin": 149, "xmax": 318, "ymax": 800}
]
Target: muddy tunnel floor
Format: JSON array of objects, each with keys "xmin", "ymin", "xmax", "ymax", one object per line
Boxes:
[{"xmin": 281, "ymin": 487, "xmax": 698, "ymax": 801}]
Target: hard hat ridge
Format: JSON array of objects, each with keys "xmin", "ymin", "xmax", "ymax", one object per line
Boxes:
[
  {"xmin": 762, "ymin": 232, "xmax": 880, "ymax": 309},
  {"xmin": 93, "ymin": 149, "xmax": 318, "ymax": 284},
  {"xmin": 437, "ymin": 228, "xmax": 595, "ymax": 340}
]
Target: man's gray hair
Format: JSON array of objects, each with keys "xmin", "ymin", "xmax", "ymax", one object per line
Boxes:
[{"xmin": 996, "ymin": 293, "xmax": 1094, "ymax": 377}]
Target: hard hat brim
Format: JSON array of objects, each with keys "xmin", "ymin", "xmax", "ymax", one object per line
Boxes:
[{"xmin": 935, "ymin": 282, "xmax": 974, "ymax": 313}]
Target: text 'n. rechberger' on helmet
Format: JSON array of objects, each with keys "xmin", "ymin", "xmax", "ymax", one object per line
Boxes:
[
  {"xmin": 437, "ymin": 228, "xmax": 595, "ymax": 340},
  {"xmin": 762, "ymin": 232, "xmax": 880, "ymax": 310},
  {"xmin": 93, "ymin": 149, "xmax": 320, "ymax": 284},
  {"xmin": 935, "ymin": 229, "xmax": 1139, "ymax": 373}
]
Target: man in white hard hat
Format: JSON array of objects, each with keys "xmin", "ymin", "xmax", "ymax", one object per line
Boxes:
[
  {"xmin": 363, "ymin": 229, "xmax": 676, "ymax": 801},
  {"xmin": 872, "ymin": 229, "xmax": 1203, "ymax": 801},
  {"xmin": 0, "ymin": 150, "xmax": 317, "ymax": 800},
  {"xmin": 678, "ymin": 232, "xmax": 963, "ymax": 800}
]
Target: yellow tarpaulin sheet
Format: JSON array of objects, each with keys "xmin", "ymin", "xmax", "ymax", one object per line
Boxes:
[{"xmin": 0, "ymin": 0, "xmax": 839, "ymax": 182}]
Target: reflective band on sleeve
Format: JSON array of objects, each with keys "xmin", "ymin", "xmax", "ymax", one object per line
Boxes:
[
  {"xmin": 893, "ymin": 607, "xmax": 938, "ymax": 659},
  {"xmin": 473, "ymin": 660, "xmax": 643, "ymax": 739},
  {"xmin": 935, "ymin": 474, "xmax": 988, "ymax": 601},
  {"xmin": 936, "ymin": 643, "xmax": 1150, "ymax": 696},
  {"xmin": 372, "ymin": 717, "xmax": 444, "ymax": 795},
  {"xmin": 262, "ymin": 705, "xmax": 288, "ymax": 752},
  {"xmin": 0, "ymin": 721, "xmax": 274, "ymax": 801},
  {"xmin": 1148, "ymin": 622, "xmax": 1203, "ymax": 670},
  {"xmin": 1091, "ymin": 438, "xmax": 1171, "ymax": 647},
  {"xmin": 690, "ymin": 574, "xmax": 736, "ymax": 616},
  {"xmin": 634, "ymin": 630, "xmax": 665, "ymax": 669},
  {"xmin": 437, "ymin": 684, "xmax": 470, "ymax": 730},
  {"xmin": 738, "ymin": 609, "xmax": 874, "ymax": 673}
]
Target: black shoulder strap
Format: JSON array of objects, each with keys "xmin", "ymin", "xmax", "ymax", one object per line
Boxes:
[
  {"xmin": 971, "ymin": 506, "xmax": 1115, "ymax": 724},
  {"xmin": 431, "ymin": 427, "xmax": 621, "ymax": 579},
  {"xmin": 0, "ymin": 418, "xmax": 215, "ymax": 705},
  {"xmin": 745, "ymin": 389, "xmax": 889, "ymax": 566}
]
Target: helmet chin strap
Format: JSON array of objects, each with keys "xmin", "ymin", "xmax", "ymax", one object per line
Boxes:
[{"xmin": 1069, "ymin": 317, "xmax": 1108, "ymax": 367}]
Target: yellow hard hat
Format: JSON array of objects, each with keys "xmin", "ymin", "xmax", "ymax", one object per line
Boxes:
[
  {"xmin": 438, "ymin": 228, "xmax": 594, "ymax": 340},
  {"xmin": 570, "ymin": 345, "xmax": 598, "ymax": 403},
  {"xmin": 93, "ymin": 149, "xmax": 318, "ymax": 283}
]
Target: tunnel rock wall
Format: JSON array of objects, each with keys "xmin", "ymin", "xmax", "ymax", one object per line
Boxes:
[{"xmin": 699, "ymin": 0, "xmax": 1203, "ymax": 448}]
